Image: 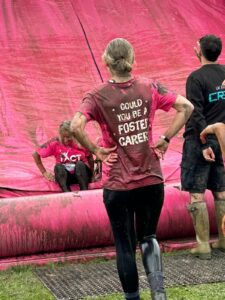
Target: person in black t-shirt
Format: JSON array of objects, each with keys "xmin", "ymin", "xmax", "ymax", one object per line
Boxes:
[{"xmin": 181, "ymin": 34, "xmax": 225, "ymax": 259}]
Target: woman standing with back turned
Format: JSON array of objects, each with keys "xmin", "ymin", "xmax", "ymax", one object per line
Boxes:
[{"xmin": 71, "ymin": 38, "xmax": 193, "ymax": 300}]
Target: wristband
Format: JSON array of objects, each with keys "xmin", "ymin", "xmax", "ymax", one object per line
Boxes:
[{"xmin": 160, "ymin": 135, "xmax": 170, "ymax": 143}]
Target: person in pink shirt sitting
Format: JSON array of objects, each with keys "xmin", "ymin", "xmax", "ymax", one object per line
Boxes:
[
  {"xmin": 70, "ymin": 38, "xmax": 193, "ymax": 300},
  {"xmin": 32, "ymin": 120, "xmax": 94, "ymax": 192}
]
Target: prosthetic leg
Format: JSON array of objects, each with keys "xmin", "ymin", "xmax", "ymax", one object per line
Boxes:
[
  {"xmin": 187, "ymin": 201, "xmax": 211, "ymax": 259},
  {"xmin": 140, "ymin": 235, "xmax": 167, "ymax": 300},
  {"xmin": 212, "ymin": 199, "xmax": 225, "ymax": 251}
]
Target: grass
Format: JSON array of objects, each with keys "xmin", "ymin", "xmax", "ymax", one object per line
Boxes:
[
  {"xmin": 0, "ymin": 257, "xmax": 225, "ymax": 300},
  {"xmin": 84, "ymin": 283, "xmax": 225, "ymax": 299},
  {"xmin": 0, "ymin": 265, "xmax": 54, "ymax": 300}
]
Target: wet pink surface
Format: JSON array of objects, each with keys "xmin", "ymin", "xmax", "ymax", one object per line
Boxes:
[
  {"xmin": 0, "ymin": 187, "xmax": 217, "ymax": 259},
  {"xmin": 1, "ymin": 0, "xmax": 225, "ymax": 196}
]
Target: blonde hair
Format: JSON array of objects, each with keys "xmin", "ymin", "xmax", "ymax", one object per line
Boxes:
[
  {"xmin": 59, "ymin": 120, "xmax": 71, "ymax": 134},
  {"xmin": 102, "ymin": 38, "xmax": 134, "ymax": 75}
]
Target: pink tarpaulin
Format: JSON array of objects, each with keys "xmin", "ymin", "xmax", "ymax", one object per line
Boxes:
[
  {"xmin": 1, "ymin": 0, "xmax": 225, "ymax": 197},
  {"xmin": 0, "ymin": 187, "xmax": 217, "ymax": 258}
]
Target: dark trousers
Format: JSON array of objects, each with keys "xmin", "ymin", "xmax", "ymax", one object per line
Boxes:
[
  {"xmin": 54, "ymin": 161, "xmax": 92, "ymax": 192},
  {"xmin": 103, "ymin": 183, "xmax": 164, "ymax": 294}
]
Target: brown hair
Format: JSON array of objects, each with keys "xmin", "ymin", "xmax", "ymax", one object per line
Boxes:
[{"xmin": 102, "ymin": 38, "xmax": 134, "ymax": 75}]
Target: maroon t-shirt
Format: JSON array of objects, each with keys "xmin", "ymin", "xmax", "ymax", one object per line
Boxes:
[{"xmin": 79, "ymin": 77, "xmax": 176, "ymax": 190}]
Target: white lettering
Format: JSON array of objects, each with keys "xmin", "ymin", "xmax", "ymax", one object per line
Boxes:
[
  {"xmin": 143, "ymin": 107, "xmax": 148, "ymax": 115},
  {"xmin": 60, "ymin": 152, "xmax": 82, "ymax": 163},
  {"xmin": 132, "ymin": 109, "xmax": 141, "ymax": 118},
  {"xmin": 118, "ymin": 131, "xmax": 148, "ymax": 146},
  {"xmin": 117, "ymin": 112, "xmax": 131, "ymax": 121},
  {"xmin": 70, "ymin": 154, "xmax": 81, "ymax": 162},
  {"xmin": 120, "ymin": 99, "xmax": 143, "ymax": 111},
  {"xmin": 117, "ymin": 118, "xmax": 148, "ymax": 134},
  {"xmin": 61, "ymin": 152, "xmax": 70, "ymax": 162}
]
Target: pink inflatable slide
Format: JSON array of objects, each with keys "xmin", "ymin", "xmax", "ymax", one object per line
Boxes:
[{"xmin": 0, "ymin": 0, "xmax": 224, "ymax": 267}]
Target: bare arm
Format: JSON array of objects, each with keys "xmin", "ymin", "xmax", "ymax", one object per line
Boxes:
[
  {"xmin": 163, "ymin": 95, "xmax": 194, "ymax": 139},
  {"xmin": 212, "ymin": 124, "xmax": 225, "ymax": 157},
  {"xmin": 200, "ymin": 123, "xmax": 225, "ymax": 157},
  {"xmin": 154, "ymin": 95, "xmax": 194, "ymax": 158},
  {"xmin": 32, "ymin": 151, "xmax": 55, "ymax": 181},
  {"xmin": 70, "ymin": 112, "xmax": 118, "ymax": 165},
  {"xmin": 222, "ymin": 214, "xmax": 225, "ymax": 237},
  {"xmin": 70, "ymin": 112, "xmax": 99, "ymax": 153}
]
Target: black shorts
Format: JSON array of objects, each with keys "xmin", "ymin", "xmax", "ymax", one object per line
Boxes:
[{"xmin": 181, "ymin": 137, "xmax": 225, "ymax": 193}]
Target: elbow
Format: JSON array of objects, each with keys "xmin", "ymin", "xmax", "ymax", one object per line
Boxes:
[
  {"xmin": 70, "ymin": 119, "xmax": 83, "ymax": 136},
  {"xmin": 32, "ymin": 151, "xmax": 37, "ymax": 158},
  {"xmin": 189, "ymin": 101, "xmax": 194, "ymax": 112},
  {"xmin": 70, "ymin": 122, "xmax": 79, "ymax": 136},
  {"xmin": 181, "ymin": 100, "xmax": 194, "ymax": 119},
  {"xmin": 187, "ymin": 102, "xmax": 194, "ymax": 117},
  {"xmin": 175, "ymin": 95, "xmax": 194, "ymax": 118},
  {"xmin": 32, "ymin": 151, "xmax": 39, "ymax": 160},
  {"xmin": 70, "ymin": 112, "xmax": 87, "ymax": 136}
]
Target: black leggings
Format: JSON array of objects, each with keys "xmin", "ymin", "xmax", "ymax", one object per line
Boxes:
[
  {"xmin": 54, "ymin": 161, "xmax": 92, "ymax": 192},
  {"xmin": 103, "ymin": 183, "xmax": 164, "ymax": 294}
]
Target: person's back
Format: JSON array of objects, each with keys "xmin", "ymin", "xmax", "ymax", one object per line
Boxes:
[
  {"xmin": 184, "ymin": 63, "xmax": 225, "ymax": 138},
  {"xmin": 181, "ymin": 34, "xmax": 225, "ymax": 260},
  {"xmin": 85, "ymin": 77, "xmax": 176, "ymax": 190},
  {"xmin": 71, "ymin": 38, "xmax": 193, "ymax": 300}
]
